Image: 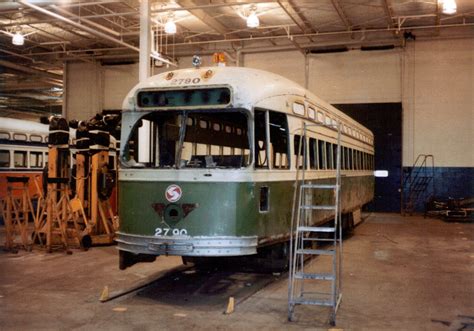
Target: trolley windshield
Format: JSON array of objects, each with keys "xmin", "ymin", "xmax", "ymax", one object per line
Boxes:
[{"xmin": 122, "ymin": 110, "xmax": 250, "ymax": 169}]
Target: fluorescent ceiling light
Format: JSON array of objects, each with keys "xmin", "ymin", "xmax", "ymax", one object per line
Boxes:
[
  {"xmin": 12, "ymin": 32, "xmax": 24, "ymax": 45},
  {"xmin": 442, "ymin": 0, "xmax": 457, "ymax": 14},
  {"xmin": 246, "ymin": 11, "xmax": 259, "ymax": 28},
  {"xmin": 164, "ymin": 18, "xmax": 176, "ymax": 34}
]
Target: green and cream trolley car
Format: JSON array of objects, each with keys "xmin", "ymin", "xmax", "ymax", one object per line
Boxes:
[{"xmin": 117, "ymin": 66, "xmax": 374, "ymax": 269}]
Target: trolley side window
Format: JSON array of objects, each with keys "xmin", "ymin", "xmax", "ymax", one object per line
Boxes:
[
  {"xmin": 309, "ymin": 138, "xmax": 317, "ymax": 170},
  {"xmin": 30, "ymin": 151, "xmax": 43, "ymax": 168},
  {"xmin": 293, "ymin": 135, "xmax": 306, "ymax": 169},
  {"xmin": 14, "ymin": 151, "xmax": 27, "ymax": 168},
  {"xmin": 325, "ymin": 142, "xmax": 332, "ymax": 169},
  {"xmin": 318, "ymin": 140, "xmax": 325, "ymax": 170},
  {"xmin": 254, "ymin": 110, "xmax": 268, "ymax": 169},
  {"xmin": 332, "ymin": 144, "xmax": 338, "ymax": 169},
  {"xmin": 349, "ymin": 148, "xmax": 353, "ymax": 170},
  {"xmin": 0, "ymin": 150, "xmax": 10, "ymax": 167},
  {"xmin": 269, "ymin": 111, "xmax": 289, "ymax": 169}
]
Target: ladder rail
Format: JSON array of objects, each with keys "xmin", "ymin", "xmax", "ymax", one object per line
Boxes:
[
  {"xmin": 288, "ymin": 122, "xmax": 343, "ymax": 325},
  {"xmin": 288, "ymin": 126, "xmax": 306, "ymax": 314}
]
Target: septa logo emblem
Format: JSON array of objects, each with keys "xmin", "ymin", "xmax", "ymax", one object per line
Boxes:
[{"xmin": 165, "ymin": 184, "xmax": 182, "ymax": 202}]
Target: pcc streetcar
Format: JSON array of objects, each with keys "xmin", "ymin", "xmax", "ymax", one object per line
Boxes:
[
  {"xmin": 0, "ymin": 117, "xmax": 49, "ymax": 199},
  {"xmin": 117, "ymin": 66, "xmax": 374, "ymax": 269},
  {"xmin": 0, "ymin": 117, "xmax": 119, "ymax": 206}
]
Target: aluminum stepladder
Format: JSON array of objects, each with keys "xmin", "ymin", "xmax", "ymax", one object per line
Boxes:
[{"xmin": 288, "ymin": 122, "xmax": 343, "ymax": 326}]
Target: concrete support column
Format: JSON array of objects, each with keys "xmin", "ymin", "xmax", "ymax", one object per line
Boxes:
[
  {"xmin": 62, "ymin": 62, "xmax": 67, "ymax": 119},
  {"xmin": 139, "ymin": 0, "xmax": 151, "ymax": 82}
]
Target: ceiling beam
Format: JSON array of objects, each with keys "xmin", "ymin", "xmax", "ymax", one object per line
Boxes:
[
  {"xmin": 153, "ymin": 1, "xmax": 276, "ymax": 13},
  {"xmin": 277, "ymin": 0, "xmax": 316, "ymax": 34},
  {"xmin": 1, "ymin": 83, "xmax": 58, "ymax": 92},
  {"xmin": 53, "ymin": 6, "xmax": 122, "ymax": 37},
  {"xmin": 0, "ymin": 59, "xmax": 62, "ymax": 81},
  {"xmin": 0, "ymin": 11, "xmax": 139, "ymax": 28},
  {"xmin": 176, "ymin": 0, "xmax": 235, "ymax": 37},
  {"xmin": 18, "ymin": 0, "xmax": 176, "ymax": 66},
  {"xmin": 381, "ymin": 0, "xmax": 394, "ymax": 28},
  {"xmin": 330, "ymin": 0, "xmax": 352, "ymax": 30}
]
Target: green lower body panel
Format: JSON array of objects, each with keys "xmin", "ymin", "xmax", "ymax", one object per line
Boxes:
[{"xmin": 117, "ymin": 175, "xmax": 373, "ymax": 256}]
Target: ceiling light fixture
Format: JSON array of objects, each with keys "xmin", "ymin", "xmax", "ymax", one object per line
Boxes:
[
  {"xmin": 441, "ymin": 0, "xmax": 457, "ymax": 14},
  {"xmin": 12, "ymin": 31, "xmax": 24, "ymax": 46},
  {"xmin": 164, "ymin": 13, "xmax": 176, "ymax": 34},
  {"xmin": 246, "ymin": 6, "xmax": 259, "ymax": 28}
]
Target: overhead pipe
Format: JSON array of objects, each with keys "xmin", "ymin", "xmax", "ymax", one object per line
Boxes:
[
  {"xmin": 0, "ymin": 10, "xmax": 137, "ymax": 28},
  {"xmin": 52, "ymin": 6, "xmax": 122, "ymax": 37},
  {"xmin": 18, "ymin": 0, "xmax": 177, "ymax": 67},
  {"xmin": 152, "ymin": 0, "xmax": 276, "ymax": 13},
  {"xmin": 164, "ymin": 22, "xmax": 474, "ymax": 47}
]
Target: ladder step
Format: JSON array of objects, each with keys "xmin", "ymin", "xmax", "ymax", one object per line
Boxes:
[
  {"xmin": 298, "ymin": 226, "xmax": 335, "ymax": 233},
  {"xmin": 296, "ymin": 249, "xmax": 335, "ymax": 256},
  {"xmin": 301, "ymin": 205, "xmax": 336, "ymax": 210},
  {"xmin": 292, "ymin": 297, "xmax": 333, "ymax": 307},
  {"xmin": 301, "ymin": 184, "xmax": 338, "ymax": 189},
  {"xmin": 303, "ymin": 237, "xmax": 337, "ymax": 242},
  {"xmin": 295, "ymin": 272, "xmax": 335, "ymax": 280}
]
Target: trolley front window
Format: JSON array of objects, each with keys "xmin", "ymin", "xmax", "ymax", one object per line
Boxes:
[
  {"xmin": 137, "ymin": 88, "xmax": 231, "ymax": 108},
  {"xmin": 122, "ymin": 110, "xmax": 250, "ymax": 169}
]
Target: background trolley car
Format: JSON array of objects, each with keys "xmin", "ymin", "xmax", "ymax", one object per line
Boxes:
[
  {"xmin": 117, "ymin": 66, "xmax": 375, "ymax": 270},
  {"xmin": 0, "ymin": 118, "xmax": 49, "ymax": 200},
  {"xmin": 0, "ymin": 116, "xmax": 119, "ymax": 226}
]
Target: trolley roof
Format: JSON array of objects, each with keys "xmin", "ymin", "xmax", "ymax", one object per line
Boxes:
[
  {"xmin": 122, "ymin": 66, "xmax": 373, "ymax": 139},
  {"xmin": 0, "ymin": 117, "xmax": 48, "ymax": 135}
]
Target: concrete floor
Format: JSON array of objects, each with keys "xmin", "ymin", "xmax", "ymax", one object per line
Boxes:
[{"xmin": 0, "ymin": 213, "xmax": 473, "ymax": 330}]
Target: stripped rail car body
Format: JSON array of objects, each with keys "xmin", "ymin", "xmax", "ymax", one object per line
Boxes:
[{"xmin": 116, "ymin": 67, "xmax": 374, "ymax": 269}]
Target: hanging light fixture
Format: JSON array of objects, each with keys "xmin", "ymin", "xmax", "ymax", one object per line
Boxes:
[
  {"xmin": 164, "ymin": 12, "xmax": 176, "ymax": 34},
  {"xmin": 441, "ymin": 0, "xmax": 457, "ymax": 14},
  {"xmin": 12, "ymin": 30, "xmax": 24, "ymax": 46},
  {"xmin": 246, "ymin": 6, "xmax": 259, "ymax": 28}
]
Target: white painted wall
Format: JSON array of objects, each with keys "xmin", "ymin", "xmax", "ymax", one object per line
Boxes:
[
  {"xmin": 308, "ymin": 50, "xmax": 402, "ymax": 104},
  {"xmin": 64, "ymin": 62, "xmax": 102, "ymax": 121},
  {"xmin": 64, "ymin": 38, "xmax": 473, "ymax": 167},
  {"xmin": 402, "ymin": 39, "xmax": 473, "ymax": 167},
  {"xmin": 243, "ymin": 51, "xmax": 306, "ymax": 87},
  {"xmin": 103, "ymin": 63, "xmax": 139, "ymax": 110}
]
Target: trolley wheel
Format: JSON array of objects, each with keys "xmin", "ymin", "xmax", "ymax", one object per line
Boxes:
[
  {"xmin": 119, "ymin": 250, "xmax": 157, "ymax": 270},
  {"xmin": 119, "ymin": 250, "xmax": 135, "ymax": 270}
]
